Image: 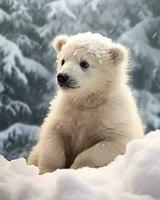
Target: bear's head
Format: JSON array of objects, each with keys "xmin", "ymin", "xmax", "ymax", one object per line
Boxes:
[{"xmin": 53, "ymin": 32, "xmax": 128, "ymax": 100}]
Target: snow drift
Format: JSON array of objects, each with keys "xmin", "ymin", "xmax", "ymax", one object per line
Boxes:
[{"xmin": 0, "ymin": 131, "xmax": 160, "ymax": 200}]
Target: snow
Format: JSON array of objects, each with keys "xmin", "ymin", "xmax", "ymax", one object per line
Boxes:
[
  {"xmin": 0, "ymin": 0, "xmax": 160, "ymax": 168},
  {"xmin": 66, "ymin": 0, "xmax": 89, "ymax": 6},
  {"xmin": 16, "ymin": 35, "xmax": 33, "ymax": 52},
  {"xmin": 0, "ymin": 123, "xmax": 39, "ymax": 151},
  {"xmin": 0, "ymin": 35, "xmax": 24, "ymax": 66},
  {"xmin": 119, "ymin": 17, "xmax": 160, "ymax": 70},
  {"xmin": 87, "ymin": 0, "xmax": 106, "ymax": 12},
  {"xmin": 134, "ymin": 90, "xmax": 160, "ymax": 130},
  {"xmin": 6, "ymin": 100, "xmax": 32, "ymax": 117},
  {"xmin": 0, "ymin": 82, "xmax": 5, "ymax": 93},
  {"xmin": 0, "ymin": 131, "xmax": 160, "ymax": 200},
  {"xmin": 46, "ymin": 1, "xmax": 76, "ymax": 20},
  {"xmin": 11, "ymin": 0, "xmax": 32, "ymax": 24},
  {"xmin": 71, "ymin": 32, "xmax": 111, "ymax": 59},
  {"xmin": 0, "ymin": 8, "xmax": 10, "ymax": 23},
  {"xmin": 23, "ymin": 57, "xmax": 51, "ymax": 79},
  {"xmin": 0, "ymin": 35, "xmax": 28, "ymax": 85}
]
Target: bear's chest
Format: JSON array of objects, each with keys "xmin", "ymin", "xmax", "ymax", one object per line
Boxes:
[
  {"xmin": 60, "ymin": 107, "xmax": 106, "ymax": 166},
  {"xmin": 63, "ymin": 107, "xmax": 103, "ymax": 138}
]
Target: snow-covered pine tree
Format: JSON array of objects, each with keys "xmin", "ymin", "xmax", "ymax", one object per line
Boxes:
[
  {"xmin": 0, "ymin": 0, "xmax": 53, "ymax": 159},
  {"xmin": 0, "ymin": 0, "xmax": 160, "ymax": 159},
  {"xmin": 0, "ymin": 35, "xmax": 30, "ymax": 130},
  {"xmin": 119, "ymin": 16, "xmax": 160, "ymax": 131}
]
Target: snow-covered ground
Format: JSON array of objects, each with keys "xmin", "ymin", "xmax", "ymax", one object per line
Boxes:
[{"xmin": 0, "ymin": 130, "xmax": 160, "ymax": 200}]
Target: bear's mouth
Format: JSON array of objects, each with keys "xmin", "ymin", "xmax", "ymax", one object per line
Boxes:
[
  {"xmin": 60, "ymin": 85, "xmax": 80, "ymax": 89},
  {"xmin": 58, "ymin": 79, "xmax": 80, "ymax": 89}
]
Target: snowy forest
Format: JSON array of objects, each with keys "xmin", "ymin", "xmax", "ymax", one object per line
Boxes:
[{"xmin": 0, "ymin": 0, "xmax": 160, "ymax": 160}]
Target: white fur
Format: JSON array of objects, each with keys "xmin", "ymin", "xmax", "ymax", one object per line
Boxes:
[{"xmin": 28, "ymin": 32, "xmax": 144, "ymax": 174}]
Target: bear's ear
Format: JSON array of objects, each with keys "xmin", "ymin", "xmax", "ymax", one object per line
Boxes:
[
  {"xmin": 108, "ymin": 44, "xmax": 128, "ymax": 65},
  {"xmin": 53, "ymin": 35, "xmax": 69, "ymax": 53}
]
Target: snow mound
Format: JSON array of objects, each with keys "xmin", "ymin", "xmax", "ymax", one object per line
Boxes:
[{"xmin": 0, "ymin": 131, "xmax": 160, "ymax": 200}]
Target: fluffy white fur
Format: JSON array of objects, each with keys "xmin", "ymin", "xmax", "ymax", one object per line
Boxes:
[{"xmin": 28, "ymin": 32, "xmax": 144, "ymax": 174}]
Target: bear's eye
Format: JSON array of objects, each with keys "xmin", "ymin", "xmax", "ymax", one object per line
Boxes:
[
  {"xmin": 61, "ymin": 59, "xmax": 65, "ymax": 66},
  {"xmin": 80, "ymin": 60, "xmax": 89, "ymax": 69}
]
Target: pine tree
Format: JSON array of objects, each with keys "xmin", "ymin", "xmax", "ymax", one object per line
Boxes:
[
  {"xmin": 0, "ymin": 0, "xmax": 160, "ymax": 159},
  {"xmin": 0, "ymin": 0, "xmax": 53, "ymax": 159},
  {"xmin": 0, "ymin": 35, "xmax": 30, "ymax": 130}
]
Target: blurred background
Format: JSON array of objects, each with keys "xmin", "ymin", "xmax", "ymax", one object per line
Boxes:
[{"xmin": 0, "ymin": 0, "xmax": 160, "ymax": 160}]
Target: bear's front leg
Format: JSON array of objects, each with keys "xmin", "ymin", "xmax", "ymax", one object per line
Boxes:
[
  {"xmin": 27, "ymin": 144, "xmax": 39, "ymax": 166},
  {"xmin": 38, "ymin": 133, "xmax": 66, "ymax": 174},
  {"xmin": 70, "ymin": 140, "xmax": 126, "ymax": 169}
]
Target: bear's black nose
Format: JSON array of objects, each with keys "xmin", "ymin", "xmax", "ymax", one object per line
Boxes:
[{"xmin": 57, "ymin": 73, "xmax": 69, "ymax": 85}]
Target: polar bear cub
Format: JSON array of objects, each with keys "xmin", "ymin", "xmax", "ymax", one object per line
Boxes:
[{"xmin": 28, "ymin": 32, "xmax": 144, "ymax": 174}]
